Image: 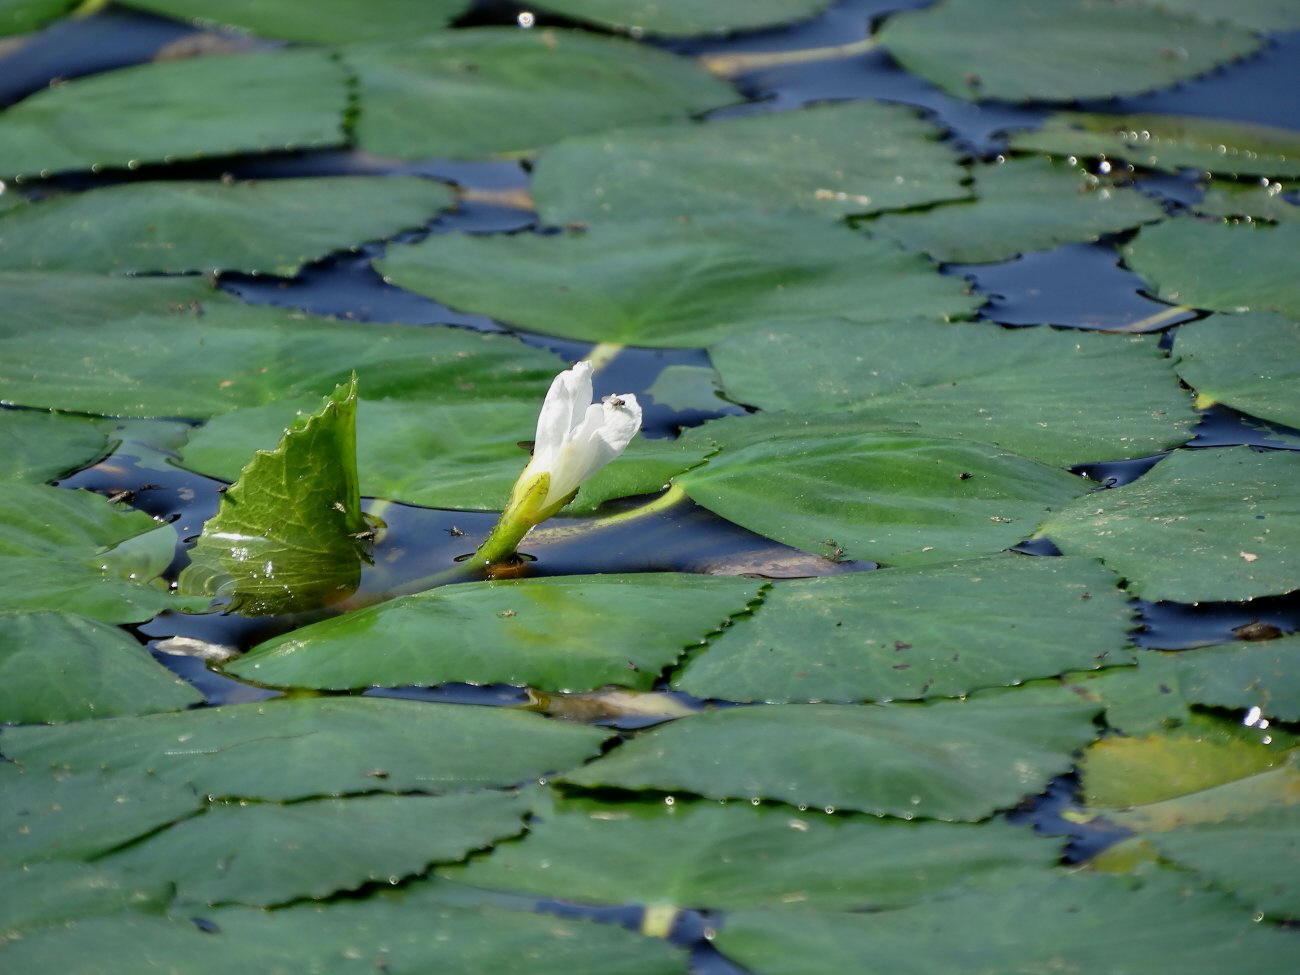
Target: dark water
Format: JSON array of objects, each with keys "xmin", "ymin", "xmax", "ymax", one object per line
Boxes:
[{"xmin": 6, "ymin": 1, "xmax": 1300, "ymax": 967}]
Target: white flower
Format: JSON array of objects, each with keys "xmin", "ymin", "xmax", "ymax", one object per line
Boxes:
[
  {"xmin": 472, "ymin": 360, "xmax": 641, "ymax": 566},
  {"xmin": 522, "ymin": 360, "xmax": 641, "ymax": 511}
]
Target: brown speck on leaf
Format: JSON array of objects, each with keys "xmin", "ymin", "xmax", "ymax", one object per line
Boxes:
[
  {"xmin": 989, "ymin": 516, "xmax": 1012, "ymax": 523},
  {"xmin": 959, "ymin": 472, "xmax": 973, "ymax": 480},
  {"xmin": 892, "ymin": 663, "xmax": 910, "ymax": 670},
  {"xmin": 894, "ymin": 641, "xmax": 911, "ymax": 651},
  {"xmin": 1233, "ymin": 620, "xmax": 1282, "ymax": 641},
  {"xmin": 1240, "ymin": 551, "xmax": 1259, "ymax": 562},
  {"xmin": 498, "ymin": 609, "xmax": 516, "ymax": 618},
  {"xmin": 366, "ymin": 769, "xmax": 389, "ymax": 779}
]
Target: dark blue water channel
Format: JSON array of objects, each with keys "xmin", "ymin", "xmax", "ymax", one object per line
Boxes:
[{"xmin": 5, "ymin": 2, "xmax": 1300, "ymax": 969}]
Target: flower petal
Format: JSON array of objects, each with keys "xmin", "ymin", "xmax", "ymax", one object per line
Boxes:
[{"xmin": 532, "ymin": 360, "xmax": 593, "ymax": 467}]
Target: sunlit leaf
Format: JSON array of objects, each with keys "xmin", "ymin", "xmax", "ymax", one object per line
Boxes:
[{"xmin": 178, "ymin": 379, "xmax": 368, "ymax": 616}]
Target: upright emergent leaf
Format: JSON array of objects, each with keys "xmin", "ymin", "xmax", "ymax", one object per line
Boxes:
[{"xmin": 178, "ymin": 377, "xmax": 367, "ymax": 615}]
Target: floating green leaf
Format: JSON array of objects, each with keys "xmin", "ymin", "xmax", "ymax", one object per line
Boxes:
[
  {"xmin": 1174, "ymin": 313, "xmax": 1300, "ymax": 430},
  {"xmin": 1, "ymin": 696, "xmax": 611, "ymax": 800},
  {"xmin": 708, "ymin": 318, "xmax": 1195, "ymax": 467},
  {"xmin": 0, "ymin": 409, "xmax": 108, "ymax": 483},
  {"xmin": 531, "ymin": 0, "xmax": 833, "ymax": 35},
  {"xmin": 0, "ymin": 484, "xmax": 194, "ymax": 622},
  {"xmin": 0, "ymin": 762, "xmax": 202, "ymax": 867},
  {"xmin": 229, "ymin": 574, "xmax": 761, "ymax": 692},
  {"xmin": 0, "ymin": 50, "xmax": 348, "ymax": 181},
  {"xmin": 118, "ymin": 0, "xmax": 467, "ymax": 43},
  {"xmin": 0, "ymin": 888, "xmax": 689, "ymax": 974},
  {"xmin": 1065, "ymin": 659, "xmax": 1193, "ymax": 736},
  {"xmin": 0, "ymin": 177, "xmax": 453, "ymax": 276},
  {"xmin": 562, "ymin": 685, "xmax": 1100, "ymax": 820},
  {"xmin": 0, "ymin": 270, "xmax": 213, "ymax": 335},
  {"xmin": 1124, "ymin": 217, "xmax": 1299, "ymax": 317},
  {"xmin": 877, "ymin": 0, "xmax": 1260, "ymax": 103},
  {"xmin": 0, "ymin": 862, "xmax": 169, "ymax": 937},
  {"xmin": 716, "ymin": 871, "xmax": 1300, "ymax": 975},
  {"xmin": 451, "ymin": 794, "xmax": 1059, "ymax": 910},
  {"xmin": 1039, "ymin": 447, "xmax": 1300, "ymax": 603},
  {"xmin": 1142, "ymin": 0, "xmax": 1300, "ymax": 32},
  {"xmin": 105, "ymin": 791, "xmax": 529, "ymax": 907},
  {"xmin": 1142, "ymin": 805, "xmax": 1300, "ymax": 918},
  {"xmin": 1171, "ymin": 634, "xmax": 1300, "ymax": 722},
  {"xmin": 866, "ymin": 156, "xmax": 1165, "ymax": 263},
  {"xmin": 675, "ymin": 554, "xmax": 1133, "ymax": 704},
  {"xmin": 531, "ymin": 101, "xmax": 966, "ymax": 225},
  {"xmin": 676, "ymin": 414, "xmax": 1087, "ymax": 566},
  {"xmin": 1010, "ymin": 112, "xmax": 1300, "ymax": 179},
  {"xmin": 1194, "ymin": 183, "xmax": 1300, "ymax": 223},
  {"xmin": 0, "ymin": 300, "xmax": 564, "ymax": 417},
  {"xmin": 178, "ymin": 379, "xmax": 368, "ymax": 616},
  {"xmin": 344, "ymin": 27, "xmax": 735, "ymax": 160},
  {"xmin": 177, "ymin": 397, "xmax": 706, "ymax": 512},
  {"xmin": 378, "ymin": 216, "xmax": 981, "ymax": 347},
  {"xmin": 0, "ymin": 611, "xmax": 201, "ymax": 723}
]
